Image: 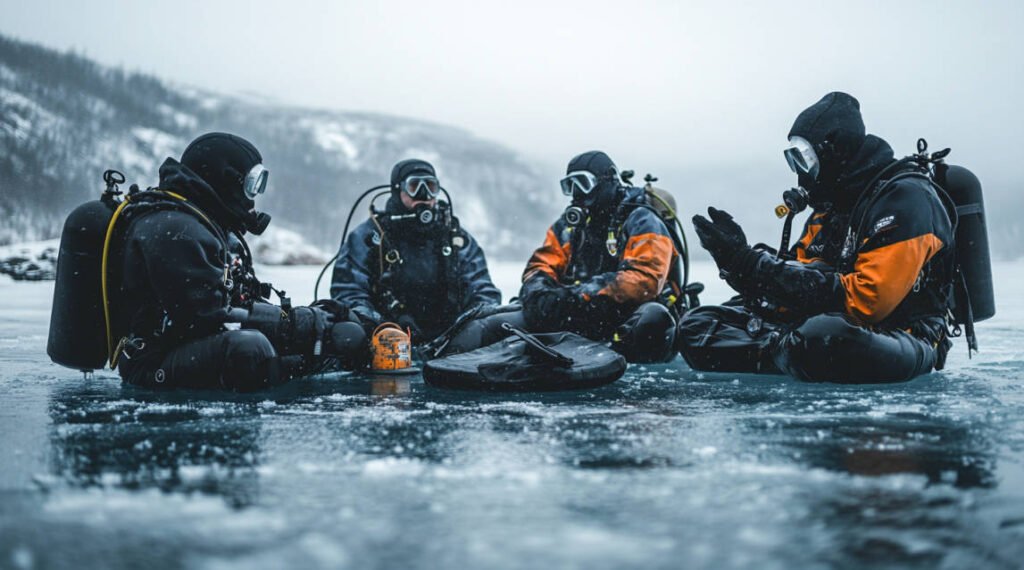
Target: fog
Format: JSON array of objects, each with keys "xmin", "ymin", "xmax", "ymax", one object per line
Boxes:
[{"xmin": 3, "ymin": 0, "xmax": 1022, "ymax": 226}]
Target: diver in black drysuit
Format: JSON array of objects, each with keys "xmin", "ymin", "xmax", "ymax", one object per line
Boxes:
[
  {"xmin": 330, "ymin": 159, "xmax": 501, "ymax": 344},
  {"xmin": 678, "ymin": 92, "xmax": 956, "ymax": 383},
  {"xmin": 112, "ymin": 133, "xmax": 365, "ymax": 391}
]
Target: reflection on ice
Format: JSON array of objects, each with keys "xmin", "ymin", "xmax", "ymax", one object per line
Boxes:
[{"xmin": 47, "ymin": 384, "xmax": 265, "ymax": 507}]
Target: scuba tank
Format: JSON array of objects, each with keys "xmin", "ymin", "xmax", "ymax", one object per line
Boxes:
[
  {"xmin": 934, "ymin": 163, "xmax": 995, "ymax": 322},
  {"xmin": 620, "ymin": 170, "xmax": 703, "ymax": 310},
  {"xmin": 47, "ymin": 171, "xmax": 124, "ymax": 372},
  {"xmin": 48, "ymin": 169, "xmax": 235, "ymax": 373}
]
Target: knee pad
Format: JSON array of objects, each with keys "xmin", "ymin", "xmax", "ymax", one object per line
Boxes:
[
  {"xmin": 775, "ymin": 314, "xmax": 865, "ymax": 382},
  {"xmin": 222, "ymin": 330, "xmax": 282, "ymax": 391},
  {"xmin": 224, "ymin": 330, "xmax": 277, "ymax": 360},
  {"xmin": 798, "ymin": 314, "xmax": 859, "ymax": 341},
  {"xmin": 328, "ymin": 321, "xmax": 368, "ymax": 365}
]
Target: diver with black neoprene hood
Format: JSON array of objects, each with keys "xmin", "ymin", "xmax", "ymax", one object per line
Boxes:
[
  {"xmin": 440, "ymin": 150, "xmax": 696, "ymax": 363},
  {"xmin": 47, "ymin": 132, "xmax": 367, "ymax": 390},
  {"xmin": 519, "ymin": 151, "xmax": 685, "ymax": 362},
  {"xmin": 677, "ymin": 92, "xmax": 995, "ymax": 383},
  {"xmin": 326, "ymin": 158, "xmax": 501, "ymax": 353}
]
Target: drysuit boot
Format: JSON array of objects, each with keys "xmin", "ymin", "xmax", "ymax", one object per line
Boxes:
[{"xmin": 677, "ymin": 306, "xmax": 942, "ymax": 383}]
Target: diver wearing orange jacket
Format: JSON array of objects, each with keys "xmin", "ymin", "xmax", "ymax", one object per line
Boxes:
[
  {"xmin": 443, "ymin": 151, "xmax": 680, "ymax": 363},
  {"xmin": 517, "ymin": 151, "xmax": 680, "ymax": 362},
  {"xmin": 678, "ymin": 92, "xmax": 956, "ymax": 383}
]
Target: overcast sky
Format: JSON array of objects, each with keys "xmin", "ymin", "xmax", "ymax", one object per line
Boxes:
[{"xmin": 2, "ymin": 0, "xmax": 1022, "ymax": 190}]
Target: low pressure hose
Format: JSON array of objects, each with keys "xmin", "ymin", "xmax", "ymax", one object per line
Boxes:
[{"xmin": 313, "ymin": 184, "xmax": 390, "ymax": 300}]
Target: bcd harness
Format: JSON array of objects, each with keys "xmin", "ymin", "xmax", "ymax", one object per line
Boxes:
[
  {"xmin": 844, "ymin": 165, "xmax": 977, "ymax": 353},
  {"xmin": 102, "ymin": 189, "xmax": 234, "ymax": 369},
  {"xmin": 564, "ymin": 194, "xmax": 689, "ymax": 315},
  {"xmin": 368, "ymin": 201, "xmax": 467, "ymax": 321}
]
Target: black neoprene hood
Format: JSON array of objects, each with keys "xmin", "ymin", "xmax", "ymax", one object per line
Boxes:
[
  {"xmin": 390, "ymin": 159, "xmax": 436, "ymax": 189},
  {"xmin": 788, "ymin": 91, "xmax": 866, "ymax": 166},
  {"xmin": 181, "ymin": 132, "xmax": 263, "ymax": 203},
  {"xmin": 566, "ymin": 150, "xmax": 617, "ymax": 178}
]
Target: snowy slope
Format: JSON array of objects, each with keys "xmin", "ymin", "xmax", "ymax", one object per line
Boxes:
[{"xmin": 0, "ymin": 34, "xmax": 558, "ymax": 261}]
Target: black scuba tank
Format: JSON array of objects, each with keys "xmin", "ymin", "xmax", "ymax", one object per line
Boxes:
[
  {"xmin": 935, "ymin": 164, "xmax": 995, "ymax": 322},
  {"xmin": 46, "ymin": 197, "xmax": 117, "ymax": 371}
]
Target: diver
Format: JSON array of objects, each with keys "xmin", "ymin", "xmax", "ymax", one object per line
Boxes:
[
  {"xmin": 52, "ymin": 132, "xmax": 367, "ymax": 391},
  {"xmin": 445, "ymin": 151, "xmax": 680, "ymax": 363},
  {"xmin": 329, "ymin": 159, "xmax": 501, "ymax": 345},
  {"xmin": 678, "ymin": 92, "xmax": 959, "ymax": 383}
]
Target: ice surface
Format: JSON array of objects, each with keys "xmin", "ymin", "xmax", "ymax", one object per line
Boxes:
[{"xmin": 1, "ymin": 261, "xmax": 1023, "ymax": 569}]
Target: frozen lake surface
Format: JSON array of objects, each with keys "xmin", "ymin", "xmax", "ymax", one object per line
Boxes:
[{"xmin": 2, "ymin": 260, "xmax": 1023, "ymax": 569}]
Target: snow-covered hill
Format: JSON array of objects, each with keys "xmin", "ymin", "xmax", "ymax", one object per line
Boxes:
[{"xmin": 0, "ymin": 34, "xmax": 558, "ymax": 262}]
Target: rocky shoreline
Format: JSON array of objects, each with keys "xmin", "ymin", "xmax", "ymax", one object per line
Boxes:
[{"xmin": 0, "ymin": 244, "xmax": 56, "ymax": 281}]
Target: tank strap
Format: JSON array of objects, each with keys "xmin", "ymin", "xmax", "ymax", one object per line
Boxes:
[
  {"xmin": 956, "ymin": 203, "xmax": 983, "ymax": 217},
  {"xmin": 954, "ymin": 268, "xmax": 978, "ymax": 355}
]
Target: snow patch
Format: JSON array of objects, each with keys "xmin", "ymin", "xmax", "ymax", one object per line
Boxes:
[
  {"xmin": 312, "ymin": 124, "xmax": 359, "ymax": 161},
  {"xmin": 132, "ymin": 127, "xmax": 183, "ymax": 160},
  {"xmin": 248, "ymin": 226, "xmax": 330, "ymax": 265},
  {"xmin": 0, "ymin": 87, "xmax": 62, "ymax": 139},
  {"xmin": 0, "ymin": 63, "xmax": 19, "ymax": 82},
  {"xmin": 401, "ymin": 148, "xmax": 442, "ymax": 168},
  {"xmin": 362, "ymin": 457, "xmax": 426, "ymax": 478},
  {"xmin": 156, "ymin": 103, "xmax": 198, "ymax": 130},
  {"xmin": 0, "ymin": 239, "xmax": 60, "ymax": 259}
]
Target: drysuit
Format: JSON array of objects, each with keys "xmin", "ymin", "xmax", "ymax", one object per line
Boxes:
[
  {"xmin": 112, "ymin": 158, "xmax": 364, "ymax": 391},
  {"xmin": 330, "ymin": 195, "xmax": 501, "ymax": 343},
  {"xmin": 679, "ymin": 92, "xmax": 955, "ymax": 383}
]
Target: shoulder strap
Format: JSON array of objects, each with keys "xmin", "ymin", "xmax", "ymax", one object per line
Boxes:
[
  {"xmin": 849, "ymin": 169, "xmax": 931, "ymax": 248},
  {"xmin": 103, "ymin": 190, "xmax": 229, "ymax": 368}
]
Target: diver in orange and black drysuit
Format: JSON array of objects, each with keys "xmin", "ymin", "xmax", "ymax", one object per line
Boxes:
[
  {"xmin": 678, "ymin": 92, "xmax": 956, "ymax": 383},
  {"xmin": 447, "ymin": 151, "xmax": 679, "ymax": 363}
]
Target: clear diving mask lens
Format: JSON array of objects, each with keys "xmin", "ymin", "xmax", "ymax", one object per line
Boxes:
[
  {"xmin": 559, "ymin": 170, "xmax": 600, "ymax": 196},
  {"xmin": 243, "ymin": 164, "xmax": 269, "ymax": 199},
  {"xmin": 783, "ymin": 136, "xmax": 820, "ymax": 181},
  {"xmin": 401, "ymin": 175, "xmax": 441, "ymax": 200}
]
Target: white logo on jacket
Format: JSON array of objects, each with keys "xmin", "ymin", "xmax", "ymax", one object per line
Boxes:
[{"xmin": 872, "ymin": 215, "xmax": 896, "ymax": 234}]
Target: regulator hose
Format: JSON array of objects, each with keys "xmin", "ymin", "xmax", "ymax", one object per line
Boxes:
[{"xmin": 313, "ymin": 184, "xmax": 390, "ymax": 301}]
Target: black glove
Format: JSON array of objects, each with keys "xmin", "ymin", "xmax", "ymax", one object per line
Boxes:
[
  {"xmin": 520, "ymin": 277, "xmax": 578, "ymax": 331},
  {"xmin": 396, "ymin": 314, "xmax": 424, "ymax": 341},
  {"xmin": 349, "ymin": 305, "xmax": 385, "ymax": 335},
  {"xmin": 310, "ymin": 299, "xmax": 349, "ymax": 322},
  {"xmin": 692, "ymin": 207, "xmax": 750, "ymax": 271}
]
